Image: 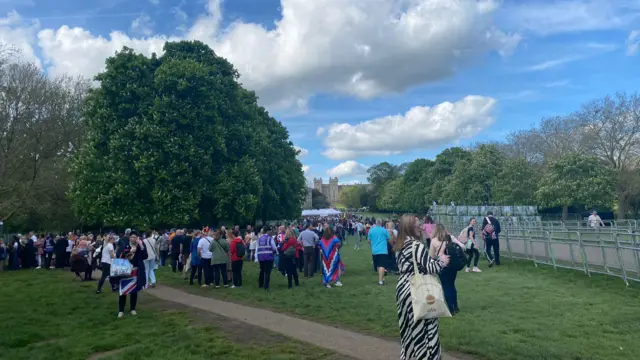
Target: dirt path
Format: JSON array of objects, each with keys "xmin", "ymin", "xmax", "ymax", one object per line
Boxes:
[{"xmin": 147, "ymin": 285, "xmax": 464, "ymax": 360}]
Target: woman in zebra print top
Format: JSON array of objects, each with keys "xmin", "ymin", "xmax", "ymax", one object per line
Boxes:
[{"xmin": 395, "ymin": 215, "xmax": 450, "ymax": 360}]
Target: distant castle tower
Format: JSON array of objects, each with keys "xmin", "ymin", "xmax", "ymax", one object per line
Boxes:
[{"xmin": 312, "ymin": 177, "xmax": 340, "ymax": 203}]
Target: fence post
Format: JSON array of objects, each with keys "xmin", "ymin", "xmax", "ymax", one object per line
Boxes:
[
  {"xmin": 578, "ymin": 231, "xmax": 590, "ymax": 277},
  {"xmin": 505, "ymin": 228, "xmax": 513, "ymax": 260},
  {"xmin": 548, "ymin": 230, "xmax": 557, "ymax": 270},
  {"xmin": 632, "ymin": 231, "xmax": 640, "ymax": 279},
  {"xmin": 597, "ymin": 228, "xmax": 609, "ymax": 273},
  {"xmin": 569, "ymin": 231, "xmax": 578, "ymax": 268},
  {"xmin": 614, "ymin": 233, "xmax": 629, "ymax": 286}
]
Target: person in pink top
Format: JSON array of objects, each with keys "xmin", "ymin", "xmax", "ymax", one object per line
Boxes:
[{"xmin": 422, "ymin": 215, "xmax": 435, "ymax": 249}]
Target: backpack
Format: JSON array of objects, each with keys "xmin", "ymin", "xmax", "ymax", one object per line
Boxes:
[
  {"xmin": 440, "ymin": 242, "xmax": 467, "ymax": 272},
  {"xmin": 458, "ymin": 227, "xmax": 469, "ymax": 242},
  {"xmin": 283, "ymin": 245, "xmax": 296, "ymax": 258},
  {"xmin": 235, "ymin": 241, "xmax": 246, "ymax": 257},
  {"xmin": 484, "ymin": 217, "xmax": 496, "ymax": 239}
]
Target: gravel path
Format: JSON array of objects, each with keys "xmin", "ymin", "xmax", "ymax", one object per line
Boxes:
[{"xmin": 147, "ymin": 285, "xmax": 464, "ymax": 360}]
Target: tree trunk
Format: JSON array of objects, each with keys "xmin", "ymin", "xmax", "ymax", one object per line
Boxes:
[
  {"xmin": 617, "ymin": 193, "xmax": 628, "ymax": 220},
  {"xmin": 562, "ymin": 205, "xmax": 568, "ymax": 221}
]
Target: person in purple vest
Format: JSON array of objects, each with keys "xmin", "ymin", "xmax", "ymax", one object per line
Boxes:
[{"xmin": 255, "ymin": 226, "xmax": 278, "ymax": 291}]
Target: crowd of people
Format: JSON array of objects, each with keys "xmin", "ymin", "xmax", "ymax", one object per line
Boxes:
[{"xmin": 0, "ymin": 211, "xmax": 503, "ymax": 360}]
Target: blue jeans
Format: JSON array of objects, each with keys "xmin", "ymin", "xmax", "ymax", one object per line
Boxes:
[{"xmin": 143, "ymin": 259, "xmax": 156, "ymax": 285}]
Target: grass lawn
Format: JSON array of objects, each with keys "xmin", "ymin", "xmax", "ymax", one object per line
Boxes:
[
  {"xmin": 0, "ymin": 269, "xmax": 345, "ymax": 360},
  {"xmin": 158, "ymin": 234, "xmax": 640, "ymax": 360}
]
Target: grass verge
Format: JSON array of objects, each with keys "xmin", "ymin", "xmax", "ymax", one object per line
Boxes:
[
  {"xmin": 158, "ymin": 234, "xmax": 640, "ymax": 360},
  {"xmin": 0, "ymin": 269, "xmax": 346, "ymax": 360}
]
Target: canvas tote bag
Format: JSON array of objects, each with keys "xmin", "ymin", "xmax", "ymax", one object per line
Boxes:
[{"xmin": 410, "ymin": 240, "xmax": 452, "ymax": 321}]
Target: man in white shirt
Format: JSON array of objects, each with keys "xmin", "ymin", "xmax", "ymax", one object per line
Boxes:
[
  {"xmin": 588, "ymin": 211, "xmax": 605, "ymax": 228},
  {"xmin": 197, "ymin": 235, "xmax": 213, "ymax": 287}
]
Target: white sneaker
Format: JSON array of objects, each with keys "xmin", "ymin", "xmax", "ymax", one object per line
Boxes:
[
  {"xmin": 36, "ymin": 266, "xmax": 41, "ymax": 270},
  {"xmin": 465, "ymin": 267, "xmax": 470, "ymax": 273},
  {"xmin": 231, "ymin": 285, "xmax": 236, "ymax": 289},
  {"xmin": 472, "ymin": 267, "xmax": 482, "ymax": 273},
  {"xmin": 117, "ymin": 312, "xmax": 124, "ymax": 319},
  {"xmin": 325, "ymin": 284, "xmax": 332, "ymax": 288},
  {"xmin": 378, "ymin": 281, "xmax": 385, "ymax": 286},
  {"xmin": 334, "ymin": 281, "xmax": 343, "ymax": 287},
  {"xmin": 130, "ymin": 310, "xmax": 137, "ymax": 316}
]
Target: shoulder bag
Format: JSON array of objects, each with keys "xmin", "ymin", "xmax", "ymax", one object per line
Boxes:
[{"xmin": 410, "ymin": 241, "xmax": 451, "ymax": 321}]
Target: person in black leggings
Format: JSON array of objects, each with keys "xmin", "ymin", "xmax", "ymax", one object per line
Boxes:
[{"xmin": 464, "ymin": 218, "xmax": 481, "ymax": 273}]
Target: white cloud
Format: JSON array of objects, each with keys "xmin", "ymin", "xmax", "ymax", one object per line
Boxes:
[
  {"xmin": 327, "ymin": 160, "xmax": 368, "ymax": 178},
  {"xmin": 0, "ymin": 11, "xmax": 41, "ymax": 67},
  {"xmin": 316, "ymin": 127, "xmax": 326, "ymax": 136},
  {"xmin": 503, "ymin": 0, "xmax": 640, "ymax": 36},
  {"xmin": 627, "ymin": 30, "xmax": 640, "ymax": 56},
  {"xmin": 302, "ymin": 164, "xmax": 310, "ymax": 173},
  {"xmin": 523, "ymin": 56, "xmax": 583, "ymax": 72},
  {"xmin": 149, "ymin": 0, "xmax": 160, "ymax": 5},
  {"xmin": 131, "ymin": 14, "xmax": 154, "ymax": 37},
  {"xmin": 322, "ymin": 96, "xmax": 497, "ymax": 160},
  {"xmin": 1, "ymin": 0, "xmax": 517, "ymax": 110},
  {"xmin": 294, "ymin": 146, "xmax": 309, "ymax": 158}
]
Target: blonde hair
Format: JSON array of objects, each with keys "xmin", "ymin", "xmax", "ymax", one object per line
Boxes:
[
  {"xmin": 394, "ymin": 215, "xmax": 420, "ymax": 251},
  {"xmin": 285, "ymin": 229, "xmax": 296, "ymax": 239},
  {"xmin": 431, "ymin": 223, "xmax": 447, "ymax": 241}
]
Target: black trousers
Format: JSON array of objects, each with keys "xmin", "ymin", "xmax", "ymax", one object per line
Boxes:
[
  {"xmin": 212, "ymin": 262, "xmax": 228, "ymax": 286},
  {"xmin": 171, "ymin": 253, "xmax": 180, "ymax": 272},
  {"xmin": 303, "ymin": 247, "xmax": 315, "ymax": 277},
  {"xmin": 201, "ymin": 259, "xmax": 213, "ymax": 285},
  {"xmin": 485, "ymin": 238, "xmax": 500, "ymax": 265},
  {"xmin": 159, "ymin": 250, "xmax": 168, "ymax": 266},
  {"xmin": 232, "ymin": 260, "xmax": 243, "ymax": 286},
  {"xmin": 439, "ymin": 268, "xmax": 458, "ymax": 313},
  {"xmin": 466, "ymin": 245, "xmax": 480, "ymax": 267},
  {"xmin": 97, "ymin": 262, "xmax": 116, "ymax": 291},
  {"xmin": 282, "ymin": 256, "xmax": 299, "ymax": 288},
  {"xmin": 118, "ymin": 292, "xmax": 137, "ymax": 312},
  {"xmin": 44, "ymin": 252, "xmax": 54, "ymax": 269},
  {"xmin": 258, "ymin": 260, "xmax": 274, "ymax": 289},
  {"xmin": 190, "ymin": 264, "xmax": 202, "ymax": 285}
]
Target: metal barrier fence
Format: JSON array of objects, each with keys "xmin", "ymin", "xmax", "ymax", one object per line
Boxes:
[{"xmin": 443, "ymin": 221, "xmax": 640, "ymax": 286}]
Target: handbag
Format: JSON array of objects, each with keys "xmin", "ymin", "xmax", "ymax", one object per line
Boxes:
[
  {"xmin": 409, "ymin": 241, "xmax": 451, "ymax": 321},
  {"xmin": 110, "ymin": 258, "xmax": 133, "ymax": 278},
  {"xmin": 465, "ymin": 239, "xmax": 473, "ymax": 250},
  {"xmin": 145, "ymin": 239, "xmax": 159, "ymax": 262}
]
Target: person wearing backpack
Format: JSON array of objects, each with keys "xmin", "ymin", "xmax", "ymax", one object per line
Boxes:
[
  {"xmin": 229, "ymin": 230, "xmax": 246, "ymax": 288},
  {"xmin": 209, "ymin": 230, "xmax": 230, "ymax": 288},
  {"xmin": 482, "ymin": 211, "xmax": 502, "ymax": 267},
  {"xmin": 430, "ymin": 224, "xmax": 466, "ymax": 314},
  {"xmin": 280, "ymin": 228, "xmax": 300, "ymax": 289},
  {"xmin": 458, "ymin": 218, "xmax": 481, "ymax": 273}
]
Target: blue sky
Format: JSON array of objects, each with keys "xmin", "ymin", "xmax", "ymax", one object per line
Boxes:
[{"xmin": 2, "ymin": 0, "xmax": 639, "ymax": 184}]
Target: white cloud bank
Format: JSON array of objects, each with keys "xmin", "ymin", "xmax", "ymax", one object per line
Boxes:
[
  {"xmin": 627, "ymin": 30, "xmax": 640, "ymax": 56},
  {"xmin": 294, "ymin": 146, "xmax": 309, "ymax": 158},
  {"xmin": 321, "ymin": 96, "xmax": 497, "ymax": 160},
  {"xmin": 327, "ymin": 160, "xmax": 368, "ymax": 178},
  {"xmin": 1, "ymin": 0, "xmax": 517, "ymax": 110}
]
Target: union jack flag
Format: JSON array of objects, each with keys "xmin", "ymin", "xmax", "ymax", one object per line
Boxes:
[{"xmin": 119, "ymin": 268, "xmax": 139, "ymax": 296}]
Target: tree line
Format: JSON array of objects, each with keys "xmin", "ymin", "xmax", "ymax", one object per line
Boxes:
[
  {"xmin": 0, "ymin": 41, "xmax": 307, "ymax": 232},
  {"xmin": 344, "ymin": 93, "xmax": 640, "ymax": 220}
]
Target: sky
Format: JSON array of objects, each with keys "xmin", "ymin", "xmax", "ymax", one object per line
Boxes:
[{"xmin": 2, "ymin": 0, "xmax": 640, "ymax": 185}]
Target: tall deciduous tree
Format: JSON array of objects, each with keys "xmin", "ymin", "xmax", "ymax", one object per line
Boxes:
[
  {"xmin": 70, "ymin": 41, "xmax": 305, "ymax": 227},
  {"xmin": 0, "ymin": 49, "xmax": 87, "ymax": 231},
  {"xmin": 493, "ymin": 158, "xmax": 539, "ymax": 205},
  {"xmin": 535, "ymin": 153, "xmax": 615, "ymax": 220}
]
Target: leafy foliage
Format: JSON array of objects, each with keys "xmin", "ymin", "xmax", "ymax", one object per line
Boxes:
[
  {"xmin": 69, "ymin": 41, "xmax": 305, "ymax": 228},
  {"xmin": 535, "ymin": 153, "xmax": 615, "ymax": 210},
  {"xmin": 311, "ymin": 189, "xmax": 330, "ymax": 209}
]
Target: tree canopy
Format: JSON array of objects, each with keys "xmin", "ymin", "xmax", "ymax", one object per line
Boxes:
[{"xmin": 69, "ymin": 41, "xmax": 305, "ymax": 228}]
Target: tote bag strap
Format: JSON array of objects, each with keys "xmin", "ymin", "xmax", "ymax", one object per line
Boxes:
[{"xmin": 411, "ymin": 239, "xmax": 420, "ymax": 275}]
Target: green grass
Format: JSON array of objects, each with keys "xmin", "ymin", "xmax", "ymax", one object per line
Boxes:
[
  {"xmin": 0, "ymin": 269, "xmax": 343, "ymax": 360},
  {"xmin": 159, "ymin": 235, "xmax": 640, "ymax": 360}
]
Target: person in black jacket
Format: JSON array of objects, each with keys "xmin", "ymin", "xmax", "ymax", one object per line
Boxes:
[
  {"xmin": 481, "ymin": 212, "xmax": 501, "ymax": 267},
  {"xmin": 115, "ymin": 231, "xmax": 147, "ymax": 318}
]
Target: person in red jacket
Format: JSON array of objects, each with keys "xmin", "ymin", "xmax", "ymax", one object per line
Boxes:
[
  {"xmin": 229, "ymin": 230, "xmax": 245, "ymax": 288},
  {"xmin": 281, "ymin": 229, "xmax": 300, "ymax": 289}
]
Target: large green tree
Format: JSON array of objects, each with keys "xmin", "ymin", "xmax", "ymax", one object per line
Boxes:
[
  {"xmin": 70, "ymin": 41, "xmax": 305, "ymax": 228},
  {"xmin": 535, "ymin": 153, "xmax": 615, "ymax": 219}
]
